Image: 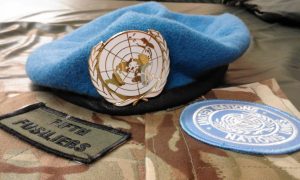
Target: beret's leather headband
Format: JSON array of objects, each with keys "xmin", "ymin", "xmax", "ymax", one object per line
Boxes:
[{"xmin": 88, "ymin": 29, "xmax": 170, "ymax": 106}]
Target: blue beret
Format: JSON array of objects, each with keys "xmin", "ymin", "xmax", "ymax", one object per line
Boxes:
[{"xmin": 26, "ymin": 2, "xmax": 250, "ymax": 98}]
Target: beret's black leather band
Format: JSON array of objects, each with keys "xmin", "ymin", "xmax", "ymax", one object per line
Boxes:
[{"xmin": 51, "ymin": 65, "xmax": 228, "ymax": 115}]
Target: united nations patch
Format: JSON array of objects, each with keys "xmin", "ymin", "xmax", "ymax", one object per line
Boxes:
[{"xmin": 180, "ymin": 100, "xmax": 300, "ymax": 154}]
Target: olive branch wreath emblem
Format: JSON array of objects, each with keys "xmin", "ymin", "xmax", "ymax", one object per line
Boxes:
[{"xmin": 88, "ymin": 30, "xmax": 169, "ymax": 106}]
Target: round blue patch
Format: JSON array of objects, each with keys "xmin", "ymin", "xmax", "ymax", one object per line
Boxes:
[{"xmin": 180, "ymin": 99, "xmax": 300, "ymax": 154}]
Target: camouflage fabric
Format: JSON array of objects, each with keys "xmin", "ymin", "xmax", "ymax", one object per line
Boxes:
[
  {"xmin": 0, "ymin": 79, "xmax": 300, "ymax": 179},
  {"xmin": 0, "ymin": 92, "xmax": 145, "ymax": 180},
  {"xmin": 145, "ymin": 79, "xmax": 300, "ymax": 180}
]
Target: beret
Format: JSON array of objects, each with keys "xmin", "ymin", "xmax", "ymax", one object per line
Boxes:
[
  {"xmin": 26, "ymin": 2, "xmax": 250, "ymax": 97},
  {"xmin": 26, "ymin": 2, "xmax": 250, "ymax": 114}
]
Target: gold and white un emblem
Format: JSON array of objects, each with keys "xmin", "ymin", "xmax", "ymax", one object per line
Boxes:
[{"xmin": 89, "ymin": 30, "xmax": 170, "ymax": 106}]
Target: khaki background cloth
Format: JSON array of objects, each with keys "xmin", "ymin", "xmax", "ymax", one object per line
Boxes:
[{"xmin": 1, "ymin": 1, "xmax": 300, "ymax": 179}]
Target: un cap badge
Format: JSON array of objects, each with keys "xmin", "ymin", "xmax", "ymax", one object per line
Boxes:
[{"xmin": 89, "ymin": 30, "xmax": 170, "ymax": 106}]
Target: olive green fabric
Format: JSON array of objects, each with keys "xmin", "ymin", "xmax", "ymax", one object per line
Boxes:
[{"xmin": 0, "ymin": 103, "xmax": 129, "ymax": 164}]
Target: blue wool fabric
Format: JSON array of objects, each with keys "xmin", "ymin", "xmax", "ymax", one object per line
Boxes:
[{"xmin": 26, "ymin": 2, "xmax": 250, "ymax": 98}]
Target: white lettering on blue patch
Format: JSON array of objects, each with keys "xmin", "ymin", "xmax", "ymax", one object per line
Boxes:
[{"xmin": 192, "ymin": 103, "xmax": 297, "ymax": 146}]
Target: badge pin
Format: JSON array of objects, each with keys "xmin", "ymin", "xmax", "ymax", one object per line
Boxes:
[{"xmin": 89, "ymin": 30, "xmax": 170, "ymax": 106}]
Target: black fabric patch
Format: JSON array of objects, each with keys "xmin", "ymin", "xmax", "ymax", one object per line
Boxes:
[
  {"xmin": 0, "ymin": 103, "xmax": 130, "ymax": 164},
  {"xmin": 53, "ymin": 65, "xmax": 228, "ymax": 115},
  {"xmin": 226, "ymin": 0, "xmax": 300, "ymax": 27}
]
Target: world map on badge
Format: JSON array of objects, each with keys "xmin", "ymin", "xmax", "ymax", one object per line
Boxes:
[
  {"xmin": 180, "ymin": 100, "xmax": 300, "ymax": 154},
  {"xmin": 89, "ymin": 30, "xmax": 169, "ymax": 106}
]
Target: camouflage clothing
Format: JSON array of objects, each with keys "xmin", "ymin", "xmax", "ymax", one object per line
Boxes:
[{"xmin": 0, "ymin": 79, "xmax": 300, "ymax": 179}]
